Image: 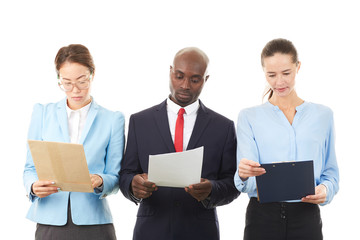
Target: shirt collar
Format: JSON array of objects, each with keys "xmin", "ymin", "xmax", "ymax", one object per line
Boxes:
[
  {"xmin": 66, "ymin": 99, "xmax": 92, "ymax": 118},
  {"xmin": 166, "ymin": 97, "xmax": 200, "ymax": 115},
  {"xmin": 265, "ymin": 100, "xmax": 308, "ymax": 112}
]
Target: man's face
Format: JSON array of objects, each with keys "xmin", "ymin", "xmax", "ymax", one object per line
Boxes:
[{"xmin": 169, "ymin": 52, "xmax": 208, "ymax": 107}]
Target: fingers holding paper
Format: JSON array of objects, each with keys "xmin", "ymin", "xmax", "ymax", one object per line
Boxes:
[
  {"xmin": 301, "ymin": 184, "xmax": 327, "ymax": 204},
  {"xmin": 238, "ymin": 158, "xmax": 266, "ymax": 181},
  {"xmin": 131, "ymin": 173, "xmax": 158, "ymax": 199},
  {"xmin": 90, "ymin": 174, "xmax": 103, "ymax": 188},
  {"xmin": 185, "ymin": 178, "xmax": 212, "ymax": 201},
  {"xmin": 32, "ymin": 180, "xmax": 59, "ymax": 198}
]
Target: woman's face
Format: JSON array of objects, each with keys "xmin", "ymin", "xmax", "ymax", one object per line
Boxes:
[
  {"xmin": 263, "ymin": 53, "xmax": 300, "ymax": 98},
  {"xmin": 58, "ymin": 62, "xmax": 92, "ymax": 110}
]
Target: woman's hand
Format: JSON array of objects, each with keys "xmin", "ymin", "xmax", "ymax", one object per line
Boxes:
[
  {"xmin": 238, "ymin": 158, "xmax": 266, "ymax": 181},
  {"xmin": 32, "ymin": 180, "xmax": 59, "ymax": 198},
  {"xmin": 301, "ymin": 184, "xmax": 327, "ymax": 204},
  {"xmin": 90, "ymin": 174, "xmax": 103, "ymax": 188}
]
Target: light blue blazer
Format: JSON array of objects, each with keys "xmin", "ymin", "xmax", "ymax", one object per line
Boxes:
[{"xmin": 23, "ymin": 98, "xmax": 125, "ymax": 226}]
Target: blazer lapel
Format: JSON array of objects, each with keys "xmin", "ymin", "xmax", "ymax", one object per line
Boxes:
[
  {"xmin": 187, "ymin": 100, "xmax": 211, "ymax": 150},
  {"xmin": 154, "ymin": 100, "xmax": 176, "ymax": 152},
  {"xmin": 79, "ymin": 100, "xmax": 99, "ymax": 145},
  {"xmin": 57, "ymin": 98, "xmax": 70, "ymax": 143}
]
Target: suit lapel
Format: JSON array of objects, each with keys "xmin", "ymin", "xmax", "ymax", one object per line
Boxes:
[
  {"xmin": 187, "ymin": 100, "xmax": 211, "ymax": 150},
  {"xmin": 79, "ymin": 100, "xmax": 99, "ymax": 144},
  {"xmin": 57, "ymin": 98, "xmax": 70, "ymax": 143},
  {"xmin": 154, "ymin": 100, "xmax": 176, "ymax": 152}
]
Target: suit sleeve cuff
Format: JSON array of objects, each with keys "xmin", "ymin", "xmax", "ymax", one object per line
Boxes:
[
  {"xmin": 130, "ymin": 192, "xmax": 143, "ymax": 204},
  {"xmin": 201, "ymin": 196, "xmax": 212, "ymax": 208}
]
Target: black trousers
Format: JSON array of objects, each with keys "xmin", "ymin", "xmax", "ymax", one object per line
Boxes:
[
  {"xmin": 35, "ymin": 199, "xmax": 116, "ymax": 240},
  {"xmin": 244, "ymin": 198, "xmax": 322, "ymax": 240}
]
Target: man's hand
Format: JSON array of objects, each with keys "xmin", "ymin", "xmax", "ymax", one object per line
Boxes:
[
  {"xmin": 131, "ymin": 173, "xmax": 158, "ymax": 199},
  {"xmin": 301, "ymin": 184, "xmax": 327, "ymax": 204},
  {"xmin": 32, "ymin": 180, "xmax": 59, "ymax": 198},
  {"xmin": 185, "ymin": 178, "xmax": 212, "ymax": 201}
]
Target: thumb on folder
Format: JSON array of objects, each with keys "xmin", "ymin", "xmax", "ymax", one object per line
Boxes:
[{"xmin": 301, "ymin": 184, "xmax": 327, "ymax": 204}]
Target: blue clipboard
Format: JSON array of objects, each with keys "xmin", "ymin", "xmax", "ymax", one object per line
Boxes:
[{"xmin": 255, "ymin": 160, "xmax": 315, "ymax": 203}]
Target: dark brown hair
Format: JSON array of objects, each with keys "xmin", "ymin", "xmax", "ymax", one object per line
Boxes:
[
  {"xmin": 54, "ymin": 44, "xmax": 95, "ymax": 76},
  {"xmin": 261, "ymin": 38, "xmax": 299, "ymax": 100}
]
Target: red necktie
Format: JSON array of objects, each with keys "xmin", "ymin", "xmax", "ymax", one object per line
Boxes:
[{"xmin": 174, "ymin": 108, "xmax": 185, "ymax": 152}]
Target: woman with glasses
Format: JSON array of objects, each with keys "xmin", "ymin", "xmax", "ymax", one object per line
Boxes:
[
  {"xmin": 234, "ymin": 38, "xmax": 339, "ymax": 240},
  {"xmin": 23, "ymin": 44, "xmax": 124, "ymax": 240}
]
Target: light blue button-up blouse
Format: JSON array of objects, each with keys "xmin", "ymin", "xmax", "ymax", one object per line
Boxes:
[{"xmin": 234, "ymin": 101, "xmax": 339, "ymax": 205}]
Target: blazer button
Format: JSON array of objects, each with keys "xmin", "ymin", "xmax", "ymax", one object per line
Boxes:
[{"xmin": 174, "ymin": 201, "xmax": 181, "ymax": 207}]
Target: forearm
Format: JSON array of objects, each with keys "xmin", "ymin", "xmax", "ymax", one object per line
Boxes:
[
  {"xmin": 206, "ymin": 178, "xmax": 240, "ymax": 208},
  {"xmin": 119, "ymin": 171, "xmax": 137, "ymax": 202},
  {"xmin": 96, "ymin": 173, "xmax": 119, "ymax": 198}
]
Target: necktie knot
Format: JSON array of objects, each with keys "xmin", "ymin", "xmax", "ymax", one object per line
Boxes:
[{"xmin": 178, "ymin": 108, "xmax": 185, "ymax": 116}]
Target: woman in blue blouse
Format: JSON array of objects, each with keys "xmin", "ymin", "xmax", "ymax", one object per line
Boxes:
[
  {"xmin": 23, "ymin": 44, "xmax": 125, "ymax": 240},
  {"xmin": 234, "ymin": 38, "xmax": 339, "ymax": 240}
]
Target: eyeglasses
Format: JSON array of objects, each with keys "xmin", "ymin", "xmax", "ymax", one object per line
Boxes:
[{"xmin": 58, "ymin": 74, "xmax": 92, "ymax": 92}]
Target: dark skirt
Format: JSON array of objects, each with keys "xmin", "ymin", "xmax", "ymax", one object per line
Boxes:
[
  {"xmin": 35, "ymin": 200, "xmax": 116, "ymax": 240},
  {"xmin": 244, "ymin": 198, "xmax": 322, "ymax": 240}
]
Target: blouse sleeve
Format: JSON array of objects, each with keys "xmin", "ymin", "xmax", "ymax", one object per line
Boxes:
[
  {"xmin": 234, "ymin": 109, "xmax": 259, "ymax": 194},
  {"xmin": 319, "ymin": 111, "xmax": 340, "ymax": 205}
]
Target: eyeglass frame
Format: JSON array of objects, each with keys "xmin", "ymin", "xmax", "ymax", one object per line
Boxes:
[{"xmin": 57, "ymin": 73, "xmax": 93, "ymax": 92}]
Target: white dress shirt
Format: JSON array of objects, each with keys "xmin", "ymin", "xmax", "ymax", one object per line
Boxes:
[
  {"xmin": 131, "ymin": 98, "xmax": 201, "ymax": 203},
  {"xmin": 66, "ymin": 101, "xmax": 91, "ymax": 143},
  {"xmin": 167, "ymin": 98, "xmax": 199, "ymax": 151}
]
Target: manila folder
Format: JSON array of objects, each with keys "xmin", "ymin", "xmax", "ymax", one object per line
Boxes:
[{"xmin": 27, "ymin": 140, "xmax": 93, "ymax": 193}]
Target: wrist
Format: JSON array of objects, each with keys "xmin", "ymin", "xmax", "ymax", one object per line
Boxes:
[
  {"xmin": 240, "ymin": 177, "xmax": 249, "ymax": 182},
  {"xmin": 30, "ymin": 183, "xmax": 36, "ymax": 196},
  {"xmin": 95, "ymin": 174, "xmax": 103, "ymax": 187}
]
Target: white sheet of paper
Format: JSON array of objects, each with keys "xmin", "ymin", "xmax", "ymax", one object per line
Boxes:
[{"xmin": 148, "ymin": 146, "xmax": 204, "ymax": 188}]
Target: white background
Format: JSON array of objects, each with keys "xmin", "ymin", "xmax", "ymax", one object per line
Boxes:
[{"xmin": 0, "ymin": 0, "xmax": 358, "ymax": 239}]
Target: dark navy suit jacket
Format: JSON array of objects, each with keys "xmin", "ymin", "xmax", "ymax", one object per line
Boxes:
[{"xmin": 120, "ymin": 99, "xmax": 239, "ymax": 240}]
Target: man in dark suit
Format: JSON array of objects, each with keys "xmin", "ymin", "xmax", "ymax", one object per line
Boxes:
[{"xmin": 119, "ymin": 47, "xmax": 239, "ymax": 240}]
